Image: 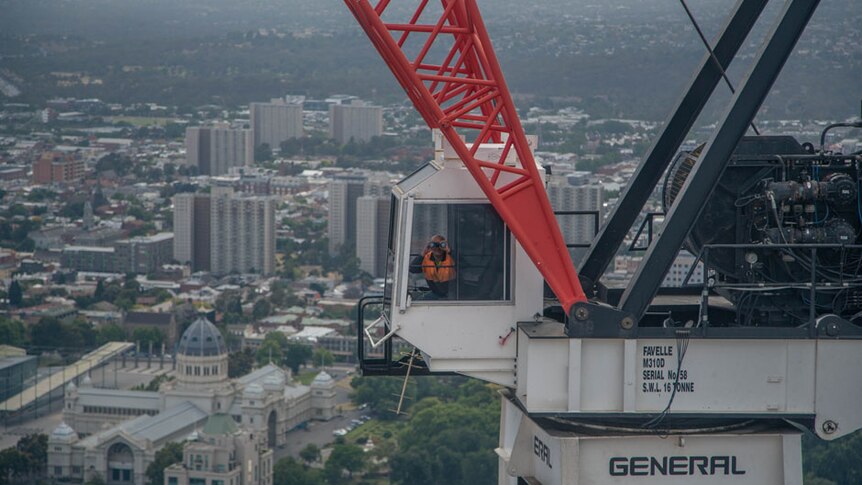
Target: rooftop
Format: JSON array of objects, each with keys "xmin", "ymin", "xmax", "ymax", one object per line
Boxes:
[
  {"xmin": 202, "ymin": 413, "xmax": 239, "ymax": 436},
  {"xmin": 177, "ymin": 317, "xmax": 226, "ymax": 357},
  {"xmin": 79, "ymin": 401, "xmax": 207, "ymax": 447}
]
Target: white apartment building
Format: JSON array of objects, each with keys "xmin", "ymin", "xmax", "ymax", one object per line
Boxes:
[
  {"xmin": 546, "ymin": 176, "xmax": 604, "ymax": 251},
  {"xmin": 327, "ymin": 175, "xmax": 367, "ymax": 255},
  {"xmin": 328, "ymin": 103, "xmax": 383, "ymax": 144},
  {"xmin": 210, "ymin": 189, "xmax": 277, "ymax": 275},
  {"xmin": 250, "ymin": 100, "xmax": 303, "ymax": 150},
  {"xmin": 356, "ymin": 195, "xmax": 391, "ymax": 277},
  {"xmin": 186, "ymin": 126, "xmax": 253, "ymax": 176}
]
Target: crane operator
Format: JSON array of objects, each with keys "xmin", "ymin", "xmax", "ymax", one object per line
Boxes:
[{"xmin": 410, "ymin": 234, "xmax": 456, "ymax": 299}]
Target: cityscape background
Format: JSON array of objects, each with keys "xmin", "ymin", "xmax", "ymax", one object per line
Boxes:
[{"xmin": 0, "ymin": 1, "xmax": 860, "ymax": 485}]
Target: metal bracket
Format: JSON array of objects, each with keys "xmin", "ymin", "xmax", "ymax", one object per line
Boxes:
[
  {"xmin": 567, "ymin": 301, "xmax": 636, "ymax": 338},
  {"xmin": 364, "ymin": 313, "xmax": 400, "ymax": 349}
]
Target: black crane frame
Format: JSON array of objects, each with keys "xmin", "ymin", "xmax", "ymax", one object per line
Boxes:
[{"xmin": 574, "ymin": 0, "xmax": 828, "ymax": 337}]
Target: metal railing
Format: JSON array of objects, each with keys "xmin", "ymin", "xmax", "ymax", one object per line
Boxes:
[
  {"xmin": 554, "ymin": 210, "xmax": 601, "ymax": 248},
  {"xmin": 355, "ymin": 296, "xmax": 442, "ymax": 376},
  {"xmin": 629, "ymin": 212, "xmax": 665, "ymax": 251}
]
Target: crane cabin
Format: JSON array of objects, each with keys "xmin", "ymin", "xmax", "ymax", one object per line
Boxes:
[{"xmin": 360, "ymin": 130, "xmax": 544, "ymax": 387}]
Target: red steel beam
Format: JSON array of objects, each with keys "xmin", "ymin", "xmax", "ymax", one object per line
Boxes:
[{"xmin": 343, "ymin": 0, "xmax": 587, "ymax": 312}]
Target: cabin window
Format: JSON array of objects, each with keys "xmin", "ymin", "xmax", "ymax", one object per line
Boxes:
[{"xmin": 408, "ymin": 203, "xmax": 510, "ymax": 302}]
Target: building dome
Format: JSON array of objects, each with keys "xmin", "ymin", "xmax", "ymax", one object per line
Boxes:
[
  {"xmin": 177, "ymin": 317, "xmax": 226, "ymax": 357},
  {"xmin": 66, "ymin": 381, "xmax": 77, "ymax": 393},
  {"xmin": 311, "ymin": 371, "xmax": 334, "ymax": 387},
  {"xmin": 50, "ymin": 422, "xmax": 78, "ymax": 443},
  {"xmin": 81, "ymin": 375, "xmax": 92, "ymax": 387}
]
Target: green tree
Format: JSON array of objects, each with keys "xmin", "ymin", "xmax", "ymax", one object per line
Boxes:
[
  {"xmin": 0, "ymin": 317, "xmax": 27, "ymax": 347},
  {"xmin": 324, "ymin": 444, "xmax": 364, "ymax": 483},
  {"xmin": 255, "ymin": 143, "xmax": 273, "ymax": 162},
  {"xmin": 298, "ymin": 443, "xmax": 320, "ymax": 465},
  {"xmin": 123, "ymin": 274, "xmax": 141, "ymax": 291},
  {"xmin": 30, "ymin": 317, "xmax": 65, "ymax": 348},
  {"xmin": 804, "ymin": 432, "xmax": 862, "ymax": 484},
  {"xmin": 94, "ymin": 280, "xmax": 105, "ymax": 300},
  {"xmin": 273, "ymin": 456, "xmax": 324, "ymax": 485},
  {"xmin": 256, "ymin": 339, "xmax": 283, "ymax": 366},
  {"xmin": 66, "ymin": 318, "xmax": 96, "ymax": 348},
  {"xmin": 144, "ymin": 441, "xmax": 184, "ymax": 485},
  {"xmin": 0, "ymin": 447, "xmax": 26, "ymax": 485},
  {"xmin": 379, "ymin": 378, "xmax": 500, "ymax": 485},
  {"xmin": 114, "ymin": 289, "xmax": 138, "ymax": 310},
  {"xmin": 229, "ymin": 348, "xmax": 256, "ymax": 378},
  {"xmin": 15, "ymin": 238, "xmax": 35, "ymax": 252},
  {"xmin": 351, "ymin": 375, "xmax": 417, "ymax": 420},
  {"xmin": 311, "ymin": 347, "xmax": 334, "ymax": 367},
  {"xmin": 8, "ymin": 280, "xmax": 22, "ymax": 307},
  {"xmin": 15, "ymin": 433, "xmax": 47, "ymax": 478},
  {"xmin": 270, "ymin": 280, "xmax": 298, "ymax": 307},
  {"xmin": 95, "ymin": 324, "xmax": 127, "ymax": 344},
  {"xmin": 284, "ymin": 341, "xmax": 312, "ymax": 374},
  {"xmin": 132, "ymin": 327, "xmax": 165, "ymax": 351},
  {"xmin": 215, "ymin": 290, "xmax": 243, "ymax": 315},
  {"xmin": 252, "ymin": 299, "xmax": 272, "ymax": 320}
]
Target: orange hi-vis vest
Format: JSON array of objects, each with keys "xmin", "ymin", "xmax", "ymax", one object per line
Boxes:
[{"xmin": 422, "ymin": 252, "xmax": 456, "ymax": 283}]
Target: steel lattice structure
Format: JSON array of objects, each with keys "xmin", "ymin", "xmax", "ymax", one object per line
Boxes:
[{"xmin": 344, "ymin": 0, "xmax": 587, "ymax": 312}]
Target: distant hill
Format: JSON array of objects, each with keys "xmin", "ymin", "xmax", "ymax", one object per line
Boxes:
[{"xmin": 0, "ymin": 0, "xmax": 858, "ymax": 121}]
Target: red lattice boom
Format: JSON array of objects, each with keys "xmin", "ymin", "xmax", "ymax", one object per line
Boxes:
[{"xmin": 344, "ymin": 0, "xmax": 587, "ymax": 311}]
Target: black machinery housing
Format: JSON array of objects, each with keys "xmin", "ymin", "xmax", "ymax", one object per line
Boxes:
[{"xmin": 665, "ymin": 136, "xmax": 862, "ymax": 327}]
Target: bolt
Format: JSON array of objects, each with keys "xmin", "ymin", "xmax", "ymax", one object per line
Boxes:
[
  {"xmin": 822, "ymin": 420, "xmax": 838, "ymax": 434},
  {"xmin": 574, "ymin": 307, "xmax": 589, "ymax": 321},
  {"xmin": 621, "ymin": 317, "xmax": 634, "ymax": 330}
]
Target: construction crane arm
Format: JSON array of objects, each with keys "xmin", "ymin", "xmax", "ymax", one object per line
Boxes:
[{"xmin": 343, "ymin": 0, "xmax": 587, "ymax": 314}]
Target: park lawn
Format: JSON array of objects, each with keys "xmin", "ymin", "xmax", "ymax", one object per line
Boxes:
[
  {"xmin": 344, "ymin": 418, "xmax": 404, "ymax": 443},
  {"xmin": 296, "ymin": 369, "xmax": 319, "ymax": 385}
]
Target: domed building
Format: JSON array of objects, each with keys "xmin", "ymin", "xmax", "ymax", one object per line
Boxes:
[
  {"xmin": 52, "ymin": 317, "xmax": 336, "ymax": 485},
  {"xmin": 174, "ymin": 317, "xmax": 229, "ymax": 389}
]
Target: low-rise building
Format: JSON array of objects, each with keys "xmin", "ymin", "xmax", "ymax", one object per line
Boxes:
[
  {"xmin": 0, "ymin": 353, "xmax": 38, "ymax": 402},
  {"xmin": 33, "ymin": 151, "xmax": 85, "ymax": 185},
  {"xmin": 114, "ymin": 233, "xmax": 174, "ymax": 274},
  {"xmin": 61, "ymin": 246, "xmax": 116, "ymax": 272},
  {"xmin": 124, "ymin": 311, "xmax": 180, "ymax": 350}
]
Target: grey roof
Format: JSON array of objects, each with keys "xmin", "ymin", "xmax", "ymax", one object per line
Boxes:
[
  {"xmin": 283, "ymin": 383, "xmax": 310, "ymax": 401},
  {"xmin": 0, "ymin": 355, "xmax": 37, "ymax": 371},
  {"xmin": 177, "ymin": 317, "xmax": 225, "ymax": 356},
  {"xmin": 237, "ymin": 363, "xmax": 282, "ymax": 385},
  {"xmin": 125, "ymin": 311, "xmax": 174, "ymax": 326},
  {"xmin": 78, "ymin": 401, "xmax": 208, "ymax": 448},
  {"xmin": 76, "ymin": 388, "xmax": 161, "ymax": 410},
  {"xmin": 123, "ymin": 401, "xmax": 207, "ymax": 442}
]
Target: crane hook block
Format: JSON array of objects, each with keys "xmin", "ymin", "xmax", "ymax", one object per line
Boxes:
[{"xmin": 343, "ymin": 0, "xmax": 589, "ymax": 314}]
